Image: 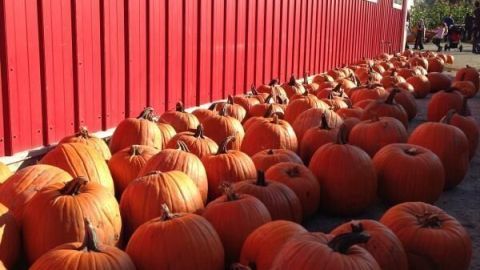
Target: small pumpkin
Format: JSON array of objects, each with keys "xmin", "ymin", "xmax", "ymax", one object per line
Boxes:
[
  {"xmin": 299, "ymin": 113, "xmax": 339, "ymax": 164},
  {"xmin": 251, "ymin": 149, "xmax": 303, "ymax": 172},
  {"xmin": 59, "ymin": 126, "xmax": 111, "ymax": 160},
  {"xmin": 361, "ymin": 89, "xmax": 409, "ymax": 128},
  {"xmin": 336, "ymin": 103, "xmax": 364, "ymax": 119},
  {"xmin": 166, "ymin": 124, "xmax": 219, "ymax": 159},
  {"xmin": 216, "ymin": 95, "xmax": 248, "ymax": 123},
  {"xmin": 0, "ymin": 203, "xmax": 20, "ymax": 269},
  {"xmin": 391, "ymin": 88, "xmax": 417, "ymax": 120},
  {"xmin": 427, "ymin": 57, "xmax": 445, "ymax": 73},
  {"xmin": 441, "ymin": 105, "xmax": 479, "ymax": 160},
  {"xmin": 427, "ymin": 88, "xmax": 463, "ymax": 122},
  {"xmin": 380, "ymin": 71, "xmax": 406, "ymax": 89},
  {"xmin": 159, "ymin": 102, "xmax": 200, "ymax": 132},
  {"xmin": 312, "ymin": 74, "xmax": 334, "ymax": 84},
  {"xmin": 455, "ymin": 65, "xmax": 479, "ymax": 91}
]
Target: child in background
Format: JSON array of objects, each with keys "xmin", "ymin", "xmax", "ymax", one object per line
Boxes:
[{"xmin": 431, "ymin": 23, "xmax": 448, "ymax": 52}]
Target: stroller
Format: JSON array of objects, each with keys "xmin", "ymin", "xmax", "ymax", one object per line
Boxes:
[{"xmin": 444, "ymin": 25, "xmax": 464, "ymax": 52}]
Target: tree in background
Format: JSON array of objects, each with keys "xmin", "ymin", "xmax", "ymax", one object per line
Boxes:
[{"xmin": 411, "ymin": 0, "xmax": 473, "ymax": 29}]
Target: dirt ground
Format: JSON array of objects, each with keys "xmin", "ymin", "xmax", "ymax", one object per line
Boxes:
[{"xmin": 304, "ymin": 43, "xmax": 480, "ymax": 269}]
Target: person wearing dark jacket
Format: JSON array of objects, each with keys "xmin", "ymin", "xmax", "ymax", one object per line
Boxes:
[
  {"xmin": 414, "ymin": 19, "xmax": 425, "ymax": 50},
  {"xmin": 465, "ymin": 13, "xmax": 474, "ymax": 41}
]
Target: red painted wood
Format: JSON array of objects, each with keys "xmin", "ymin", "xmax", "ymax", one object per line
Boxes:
[
  {"xmin": 305, "ymin": 0, "xmax": 314, "ymax": 75},
  {"xmin": 292, "ymin": 0, "xmax": 301, "ymax": 77},
  {"xmin": 184, "ymin": 0, "xmax": 198, "ymax": 107},
  {"xmin": 278, "ymin": 0, "xmax": 288, "ymax": 81},
  {"xmin": 198, "ymin": 0, "xmax": 212, "ymax": 104},
  {"xmin": 285, "ymin": 0, "xmax": 294, "ymax": 79},
  {"xmin": 167, "ymin": 0, "xmax": 183, "ymax": 108},
  {"xmin": 297, "ymin": 0, "xmax": 306, "ymax": 77},
  {"xmin": 244, "ymin": 0, "xmax": 256, "ymax": 89},
  {"xmin": 211, "ymin": 0, "xmax": 224, "ymax": 100},
  {"xmin": 235, "ymin": 0, "xmax": 247, "ymax": 94},
  {"xmin": 262, "ymin": 0, "xmax": 273, "ymax": 82},
  {"xmin": 0, "ymin": 54, "xmax": 4, "ymax": 155},
  {"xmin": 271, "ymin": 0, "xmax": 281, "ymax": 80},
  {"xmin": 224, "ymin": 0, "xmax": 236, "ymax": 97},
  {"xmin": 149, "ymin": 0, "xmax": 166, "ymax": 112},
  {"xmin": 255, "ymin": 0, "xmax": 265, "ymax": 85}
]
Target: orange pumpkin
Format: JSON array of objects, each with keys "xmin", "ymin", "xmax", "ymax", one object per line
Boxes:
[
  {"xmin": 292, "ymin": 108, "xmax": 343, "ymax": 142},
  {"xmin": 380, "ymin": 71, "xmax": 406, "ymax": 89},
  {"xmin": 216, "ymin": 95, "xmax": 248, "ymax": 123},
  {"xmin": 441, "ymin": 107, "xmax": 478, "ymax": 160},
  {"xmin": 281, "ymin": 75, "xmax": 306, "ymax": 98},
  {"xmin": 455, "ymin": 65, "xmax": 479, "ymax": 91},
  {"xmin": 251, "ymin": 149, "xmax": 303, "ymax": 171},
  {"xmin": 203, "ymin": 107, "xmax": 245, "ymax": 150},
  {"xmin": 233, "ymin": 89, "xmax": 262, "ymax": 116},
  {"xmin": 159, "ymin": 102, "xmax": 200, "ymax": 132},
  {"xmin": 427, "ymin": 72, "xmax": 452, "ymax": 93},
  {"xmin": 59, "ymin": 126, "xmax": 111, "ymax": 160},
  {"xmin": 0, "ymin": 203, "xmax": 20, "ymax": 269},
  {"xmin": 427, "ymin": 88, "xmax": 463, "ymax": 122},
  {"xmin": 299, "ymin": 113, "xmax": 339, "ymax": 164},
  {"xmin": 350, "ymin": 84, "xmax": 388, "ymax": 104},
  {"xmin": 192, "ymin": 103, "xmax": 219, "ymax": 123},
  {"xmin": 336, "ymin": 103, "xmax": 364, "ymax": 119},
  {"xmin": 391, "ymin": 88, "xmax": 417, "ymax": 120},
  {"xmin": 361, "ymin": 89, "xmax": 409, "ymax": 128},
  {"xmin": 284, "ymin": 95, "xmax": 327, "ymax": 124},
  {"xmin": 166, "ymin": 124, "xmax": 219, "ymax": 159},
  {"xmin": 452, "ymin": 80, "xmax": 477, "ymax": 98},
  {"xmin": 156, "ymin": 122, "xmax": 177, "ymax": 149},
  {"xmin": 312, "ymin": 73, "xmax": 334, "ymax": 84},
  {"xmin": 249, "ymin": 95, "xmax": 285, "ymax": 118},
  {"xmin": 427, "ymin": 57, "xmax": 445, "ymax": 73},
  {"xmin": 407, "ymin": 75, "xmax": 431, "ymax": 98}
]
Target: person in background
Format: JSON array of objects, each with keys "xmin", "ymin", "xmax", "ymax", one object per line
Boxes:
[
  {"xmin": 414, "ymin": 19, "xmax": 425, "ymax": 50},
  {"xmin": 473, "ymin": 1, "xmax": 480, "ymax": 53},
  {"xmin": 465, "ymin": 12, "xmax": 474, "ymax": 41},
  {"xmin": 443, "ymin": 15, "xmax": 454, "ymax": 41},
  {"xmin": 431, "ymin": 23, "xmax": 448, "ymax": 52}
]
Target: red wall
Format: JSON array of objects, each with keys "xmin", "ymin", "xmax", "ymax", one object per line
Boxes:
[{"xmin": 0, "ymin": 0, "xmax": 406, "ymax": 155}]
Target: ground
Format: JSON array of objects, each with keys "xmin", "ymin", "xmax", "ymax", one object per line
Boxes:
[{"xmin": 304, "ymin": 43, "xmax": 480, "ymax": 268}]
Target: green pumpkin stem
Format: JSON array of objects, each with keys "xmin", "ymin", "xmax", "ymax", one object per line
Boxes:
[
  {"xmin": 385, "ymin": 88, "xmax": 400, "ymax": 104},
  {"xmin": 327, "ymin": 231, "xmax": 370, "ymax": 254},
  {"xmin": 194, "ymin": 124, "xmax": 205, "ymax": 139},
  {"xmin": 176, "ymin": 102, "xmax": 185, "ymax": 112},
  {"xmin": 255, "ymin": 171, "xmax": 267, "ymax": 186},
  {"xmin": 60, "ymin": 177, "xmax": 89, "ymax": 195},
  {"xmin": 336, "ymin": 125, "xmax": 348, "ymax": 145},
  {"xmin": 320, "ymin": 114, "xmax": 331, "ymax": 130},
  {"xmin": 217, "ymin": 136, "xmax": 236, "ymax": 155},
  {"xmin": 80, "ymin": 219, "xmax": 101, "ymax": 252},
  {"xmin": 220, "ymin": 182, "xmax": 239, "ymax": 201},
  {"xmin": 441, "ymin": 109, "xmax": 456, "ymax": 124},
  {"xmin": 208, "ymin": 102, "xmax": 218, "ymax": 111}
]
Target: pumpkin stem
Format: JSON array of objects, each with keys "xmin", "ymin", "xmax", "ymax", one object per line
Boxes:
[
  {"xmin": 303, "ymin": 72, "xmax": 309, "ymax": 84},
  {"xmin": 265, "ymin": 94, "xmax": 274, "ymax": 104},
  {"xmin": 332, "ymin": 83, "xmax": 342, "ymax": 93},
  {"xmin": 267, "ymin": 149, "xmax": 274, "ymax": 155},
  {"xmin": 288, "ymin": 75, "xmax": 297, "ymax": 86},
  {"xmin": 230, "ymin": 263, "xmax": 252, "ymax": 270},
  {"xmin": 137, "ymin": 107, "xmax": 155, "ymax": 120},
  {"xmin": 350, "ymin": 222, "xmax": 364, "ymax": 233},
  {"xmin": 264, "ymin": 104, "xmax": 274, "ymax": 118},
  {"xmin": 208, "ymin": 102, "xmax": 218, "ymax": 111},
  {"xmin": 194, "ymin": 124, "xmax": 205, "ymax": 138},
  {"xmin": 286, "ymin": 166, "xmax": 300, "ymax": 177},
  {"xmin": 60, "ymin": 177, "xmax": 89, "ymax": 195},
  {"xmin": 219, "ymin": 105, "xmax": 228, "ymax": 116},
  {"xmin": 418, "ymin": 213, "xmax": 442, "ymax": 228},
  {"xmin": 369, "ymin": 113, "xmax": 381, "ymax": 122},
  {"xmin": 130, "ymin": 145, "xmax": 141, "ymax": 156},
  {"xmin": 405, "ymin": 147, "xmax": 418, "ymax": 155},
  {"xmin": 255, "ymin": 171, "xmax": 267, "ymax": 186},
  {"xmin": 145, "ymin": 170, "xmax": 162, "ymax": 176},
  {"xmin": 217, "ymin": 136, "xmax": 236, "ymax": 154},
  {"xmin": 220, "ymin": 182, "xmax": 239, "ymax": 201},
  {"xmin": 385, "ymin": 88, "xmax": 400, "ymax": 104},
  {"xmin": 441, "ymin": 109, "xmax": 456, "ymax": 124},
  {"xmin": 251, "ymin": 84, "xmax": 259, "ymax": 95},
  {"xmin": 320, "ymin": 114, "xmax": 331, "ymax": 130},
  {"xmin": 77, "ymin": 126, "xmax": 90, "ymax": 138},
  {"xmin": 80, "ymin": 219, "xmax": 101, "ymax": 252},
  {"xmin": 160, "ymin": 204, "xmax": 180, "ymax": 221},
  {"xmin": 327, "ymin": 231, "xmax": 370, "ymax": 254},
  {"xmin": 176, "ymin": 140, "xmax": 191, "ymax": 152},
  {"xmin": 272, "ymin": 114, "xmax": 280, "ymax": 124},
  {"xmin": 336, "ymin": 124, "xmax": 348, "ymax": 145},
  {"xmin": 268, "ymin": 78, "xmax": 279, "ymax": 86},
  {"xmin": 227, "ymin": 95, "xmax": 234, "ymax": 105},
  {"xmin": 175, "ymin": 102, "xmax": 185, "ymax": 112}
]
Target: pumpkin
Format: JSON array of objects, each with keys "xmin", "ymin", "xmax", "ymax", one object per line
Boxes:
[
  {"xmin": 350, "ymin": 83, "xmax": 388, "ymax": 104},
  {"xmin": 292, "ymin": 108, "xmax": 343, "ymax": 142},
  {"xmin": 0, "ymin": 203, "xmax": 20, "ymax": 269},
  {"xmin": 380, "ymin": 202, "xmax": 472, "ymax": 270},
  {"xmin": 395, "ymin": 81, "xmax": 415, "ymax": 93},
  {"xmin": 427, "ymin": 88, "xmax": 463, "ymax": 122},
  {"xmin": 289, "ymin": 89, "xmax": 318, "ymax": 102},
  {"xmin": 281, "ymin": 75, "xmax": 306, "ymax": 98},
  {"xmin": 233, "ymin": 171, "xmax": 302, "ymax": 222},
  {"xmin": 331, "ymin": 220, "xmax": 408, "ymax": 270},
  {"xmin": 109, "ymin": 107, "xmax": 162, "ymax": 153},
  {"xmin": 396, "ymin": 68, "xmax": 418, "ymax": 80},
  {"xmin": 373, "ymin": 143, "xmax": 445, "ymax": 204},
  {"xmin": 233, "ymin": 90, "xmax": 262, "ymax": 116},
  {"xmin": 361, "ymin": 89, "xmax": 409, "ymax": 128},
  {"xmin": 427, "ymin": 57, "xmax": 445, "ymax": 73},
  {"xmin": 349, "ymin": 116, "xmax": 408, "ymax": 157},
  {"xmin": 201, "ymin": 137, "xmax": 256, "ymax": 200},
  {"xmin": 284, "ymin": 95, "xmax": 327, "ymax": 124},
  {"xmin": 427, "ymin": 72, "xmax": 452, "ymax": 93},
  {"xmin": 408, "ymin": 56, "xmax": 429, "ymax": 69},
  {"xmin": 380, "ymin": 71, "xmax": 406, "ymax": 89},
  {"xmin": 241, "ymin": 115, "xmax": 298, "ymax": 156},
  {"xmin": 126, "ymin": 204, "xmax": 224, "ymax": 270},
  {"xmin": 265, "ymin": 162, "xmax": 320, "ymax": 217},
  {"xmin": 446, "ymin": 54, "xmax": 455, "ymax": 64},
  {"xmin": 156, "ymin": 122, "xmax": 177, "ymax": 148},
  {"xmin": 0, "ymin": 165, "xmax": 71, "ymax": 223},
  {"xmin": 120, "ymin": 171, "xmax": 203, "ymax": 240},
  {"xmin": 256, "ymin": 79, "xmax": 287, "ymax": 98},
  {"xmin": 321, "ymin": 92, "xmax": 349, "ymax": 111},
  {"xmin": 316, "ymin": 83, "xmax": 342, "ymax": 99},
  {"xmin": 59, "ymin": 126, "xmax": 111, "ymax": 160},
  {"xmin": 342, "ymin": 117, "xmax": 361, "ymax": 139},
  {"xmin": 240, "ymin": 221, "xmax": 307, "ymax": 270},
  {"xmin": 391, "ymin": 88, "xmax": 417, "ymax": 120},
  {"xmin": 203, "ymin": 183, "xmax": 271, "ymax": 264},
  {"xmin": 203, "ymin": 107, "xmax": 245, "ymax": 150},
  {"xmin": 312, "ymin": 74, "xmax": 334, "ymax": 84},
  {"xmin": 308, "ymin": 127, "xmax": 377, "ymax": 215},
  {"xmin": 271, "ymin": 231, "xmax": 380, "ymax": 270},
  {"xmin": 249, "ymin": 95, "xmax": 284, "ymax": 118},
  {"xmin": 299, "ymin": 113, "xmax": 339, "ymax": 164},
  {"xmin": 0, "ymin": 162, "xmax": 12, "ymax": 185},
  {"xmin": 192, "ymin": 103, "xmax": 219, "ymax": 123},
  {"xmin": 40, "ymin": 142, "xmax": 115, "ymax": 194},
  {"xmin": 354, "ymin": 98, "xmax": 375, "ymax": 109},
  {"xmin": 408, "ymin": 121, "xmax": 469, "ymax": 189},
  {"xmin": 249, "ymin": 85, "xmax": 271, "ymax": 103},
  {"xmin": 216, "ymin": 95, "xmax": 248, "ymax": 123},
  {"xmin": 407, "ymin": 75, "xmax": 431, "ymax": 98},
  {"xmin": 22, "ymin": 177, "xmax": 122, "ymax": 263},
  {"xmin": 159, "ymin": 102, "xmax": 200, "ymax": 132},
  {"xmin": 452, "ymin": 80, "xmax": 477, "ymax": 98},
  {"xmin": 455, "ymin": 65, "xmax": 479, "ymax": 91},
  {"xmin": 166, "ymin": 124, "xmax": 219, "ymax": 159},
  {"xmin": 139, "ymin": 141, "xmax": 208, "ymax": 202},
  {"xmin": 336, "ymin": 103, "xmax": 363, "ymax": 119},
  {"xmin": 251, "ymin": 149, "xmax": 303, "ymax": 172},
  {"xmin": 108, "ymin": 145, "xmax": 159, "ymax": 197},
  {"xmin": 30, "ymin": 219, "xmax": 135, "ymax": 270},
  {"xmin": 441, "ymin": 106, "xmax": 479, "ymax": 160}
]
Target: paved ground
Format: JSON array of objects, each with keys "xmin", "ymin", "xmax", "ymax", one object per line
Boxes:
[{"xmin": 304, "ymin": 43, "xmax": 480, "ymax": 269}]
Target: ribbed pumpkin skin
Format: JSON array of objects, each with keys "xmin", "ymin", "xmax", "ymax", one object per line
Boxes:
[
  {"xmin": 157, "ymin": 122, "xmax": 177, "ymax": 148},
  {"xmin": 447, "ymin": 111, "xmax": 479, "ymax": 160},
  {"xmin": 139, "ymin": 148, "xmax": 208, "ymax": 202},
  {"xmin": 30, "ymin": 242, "xmax": 135, "ymax": 270},
  {"xmin": 241, "ymin": 117, "xmax": 298, "ymax": 156},
  {"xmin": 0, "ymin": 203, "xmax": 20, "ymax": 269},
  {"xmin": 22, "ymin": 180, "xmax": 122, "ymax": 263},
  {"xmin": 284, "ymin": 97, "xmax": 327, "ymax": 124},
  {"xmin": 126, "ymin": 213, "xmax": 224, "ymax": 270},
  {"xmin": 380, "ymin": 202, "xmax": 472, "ymax": 270},
  {"xmin": 373, "ymin": 144, "xmax": 445, "ymax": 204},
  {"xmin": 350, "ymin": 85, "xmax": 388, "ymax": 104},
  {"xmin": 393, "ymin": 89, "xmax": 417, "ymax": 120},
  {"xmin": 408, "ymin": 122, "xmax": 469, "ymax": 189},
  {"xmin": 427, "ymin": 90, "xmax": 463, "ymax": 122},
  {"xmin": 240, "ymin": 221, "xmax": 307, "ymax": 270},
  {"xmin": 0, "ymin": 165, "xmax": 71, "ymax": 223},
  {"xmin": 452, "ymin": 80, "xmax": 477, "ymax": 98},
  {"xmin": 361, "ymin": 94, "xmax": 409, "ymax": 129},
  {"xmin": 293, "ymin": 108, "xmax": 343, "ymax": 142},
  {"xmin": 271, "ymin": 233, "xmax": 381, "ymax": 270},
  {"xmin": 349, "ymin": 117, "xmax": 408, "ymax": 157},
  {"xmin": 120, "ymin": 171, "xmax": 203, "ymax": 239},
  {"xmin": 233, "ymin": 178, "xmax": 302, "ymax": 222},
  {"xmin": 40, "ymin": 143, "xmax": 115, "ymax": 194},
  {"xmin": 331, "ymin": 220, "xmax": 408, "ymax": 270},
  {"xmin": 203, "ymin": 194, "xmax": 271, "ymax": 264},
  {"xmin": 109, "ymin": 117, "xmax": 162, "ymax": 154},
  {"xmin": 203, "ymin": 113, "xmax": 245, "ymax": 150},
  {"xmin": 265, "ymin": 162, "xmax": 320, "ymax": 218},
  {"xmin": 166, "ymin": 127, "xmax": 219, "ymax": 159},
  {"xmin": 216, "ymin": 97, "xmax": 248, "ymax": 123},
  {"xmin": 407, "ymin": 75, "xmax": 431, "ymax": 98},
  {"xmin": 251, "ymin": 149, "xmax": 303, "ymax": 172},
  {"xmin": 427, "ymin": 72, "xmax": 452, "ymax": 93},
  {"xmin": 0, "ymin": 162, "xmax": 12, "ymax": 185},
  {"xmin": 159, "ymin": 107, "xmax": 200, "ymax": 132},
  {"xmin": 59, "ymin": 127, "xmax": 112, "ymax": 160},
  {"xmin": 108, "ymin": 145, "xmax": 159, "ymax": 197},
  {"xmin": 300, "ymin": 125, "xmax": 338, "ymax": 164},
  {"xmin": 455, "ymin": 65, "xmax": 479, "ymax": 91},
  {"xmin": 309, "ymin": 143, "xmax": 377, "ymax": 215}
]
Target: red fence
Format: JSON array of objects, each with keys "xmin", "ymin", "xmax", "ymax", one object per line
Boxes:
[{"xmin": 0, "ymin": 0, "xmax": 406, "ymax": 156}]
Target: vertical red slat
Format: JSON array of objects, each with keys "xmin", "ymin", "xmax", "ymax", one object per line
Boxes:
[
  {"xmin": 262, "ymin": 0, "xmax": 272, "ymax": 82},
  {"xmin": 224, "ymin": 0, "xmax": 235, "ymax": 97},
  {"xmin": 279, "ymin": 0, "xmax": 288, "ymax": 81},
  {"xmin": 315, "ymin": 0, "xmax": 324, "ymax": 73},
  {"xmin": 297, "ymin": 0, "xmax": 306, "ymax": 77},
  {"xmin": 326, "ymin": 0, "xmax": 332, "ymax": 70},
  {"xmin": 306, "ymin": 0, "xmax": 314, "ymax": 74},
  {"xmin": 285, "ymin": 0, "xmax": 294, "ymax": 77},
  {"xmin": 291, "ymin": 0, "xmax": 300, "ymax": 76},
  {"xmin": 184, "ymin": 0, "xmax": 198, "ymax": 107},
  {"xmin": 167, "ymin": 0, "xmax": 183, "ymax": 107},
  {"xmin": 271, "ymin": 0, "xmax": 281, "ymax": 80},
  {"xmin": 0, "ymin": 51, "xmax": 5, "ymax": 155},
  {"xmin": 244, "ymin": 0, "xmax": 256, "ymax": 88},
  {"xmin": 198, "ymin": 0, "xmax": 212, "ymax": 104},
  {"xmin": 235, "ymin": 0, "xmax": 247, "ymax": 94},
  {"xmin": 211, "ymin": 0, "xmax": 224, "ymax": 100},
  {"xmin": 255, "ymin": 0, "xmax": 265, "ymax": 85},
  {"xmin": 149, "ymin": 0, "xmax": 166, "ymax": 112}
]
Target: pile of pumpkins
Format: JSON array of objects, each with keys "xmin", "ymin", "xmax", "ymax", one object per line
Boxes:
[{"xmin": 0, "ymin": 49, "xmax": 476, "ymax": 269}]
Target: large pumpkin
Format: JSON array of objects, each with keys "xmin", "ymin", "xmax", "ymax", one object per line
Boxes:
[
  {"xmin": 349, "ymin": 116, "xmax": 408, "ymax": 157},
  {"xmin": 241, "ymin": 115, "xmax": 298, "ymax": 156},
  {"xmin": 380, "ymin": 202, "xmax": 472, "ymax": 270},
  {"xmin": 157, "ymin": 122, "xmax": 177, "ymax": 149},
  {"xmin": 109, "ymin": 107, "xmax": 162, "ymax": 154},
  {"xmin": 126, "ymin": 205, "xmax": 224, "ymax": 270},
  {"xmin": 120, "ymin": 171, "xmax": 204, "ymax": 240},
  {"xmin": 59, "ymin": 126, "xmax": 111, "ymax": 160},
  {"xmin": 201, "ymin": 137, "xmax": 256, "ymax": 200},
  {"xmin": 284, "ymin": 95, "xmax": 327, "ymax": 124},
  {"xmin": 427, "ymin": 57, "xmax": 445, "ymax": 73},
  {"xmin": 427, "ymin": 72, "xmax": 452, "ymax": 93},
  {"xmin": 203, "ymin": 107, "xmax": 245, "ymax": 150},
  {"xmin": 392, "ymin": 88, "xmax": 417, "ymax": 120},
  {"xmin": 159, "ymin": 102, "xmax": 200, "ymax": 132},
  {"xmin": 0, "ymin": 203, "xmax": 20, "ymax": 269},
  {"xmin": 350, "ymin": 84, "xmax": 388, "ymax": 104},
  {"xmin": 203, "ymin": 184, "xmax": 271, "ymax": 264},
  {"xmin": 251, "ymin": 149, "xmax": 303, "ymax": 172},
  {"xmin": 166, "ymin": 124, "xmax": 218, "ymax": 158},
  {"xmin": 0, "ymin": 165, "xmax": 71, "ymax": 223},
  {"xmin": 30, "ymin": 219, "xmax": 135, "ymax": 270},
  {"xmin": 331, "ymin": 220, "xmax": 408, "ymax": 270},
  {"xmin": 233, "ymin": 171, "xmax": 302, "ymax": 222},
  {"xmin": 299, "ymin": 113, "xmax": 339, "ymax": 164},
  {"xmin": 455, "ymin": 65, "xmax": 479, "ymax": 91},
  {"xmin": 361, "ymin": 89, "xmax": 409, "ymax": 128},
  {"xmin": 265, "ymin": 162, "xmax": 320, "ymax": 218},
  {"xmin": 139, "ymin": 141, "xmax": 208, "ymax": 202},
  {"xmin": 192, "ymin": 102, "xmax": 219, "ymax": 123},
  {"xmin": 22, "ymin": 177, "xmax": 122, "ymax": 263},
  {"xmin": 40, "ymin": 142, "xmax": 115, "ymax": 194},
  {"xmin": 373, "ymin": 143, "xmax": 445, "ymax": 204},
  {"xmin": 240, "ymin": 221, "xmax": 307, "ymax": 270},
  {"xmin": 233, "ymin": 92, "xmax": 261, "ymax": 118},
  {"xmin": 451, "ymin": 80, "xmax": 477, "ymax": 98},
  {"xmin": 408, "ymin": 121, "xmax": 469, "ymax": 189},
  {"xmin": 292, "ymin": 108, "xmax": 343, "ymax": 142},
  {"xmin": 427, "ymin": 88, "xmax": 463, "ymax": 122},
  {"xmin": 442, "ymin": 106, "xmax": 479, "ymax": 160},
  {"xmin": 308, "ymin": 127, "xmax": 377, "ymax": 215},
  {"xmin": 108, "ymin": 145, "xmax": 159, "ymax": 197}
]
